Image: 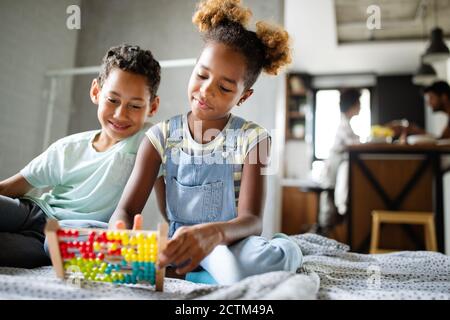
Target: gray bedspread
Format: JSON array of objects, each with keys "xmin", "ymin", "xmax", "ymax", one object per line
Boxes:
[{"xmin": 0, "ymin": 234, "xmax": 449, "ymax": 300}]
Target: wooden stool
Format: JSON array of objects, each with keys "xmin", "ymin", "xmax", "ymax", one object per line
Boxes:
[{"xmin": 370, "ymin": 210, "xmax": 437, "ymax": 254}]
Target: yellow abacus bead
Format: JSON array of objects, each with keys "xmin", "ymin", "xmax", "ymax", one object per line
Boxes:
[
  {"xmin": 106, "ymin": 231, "xmax": 114, "ymax": 241},
  {"xmin": 150, "ymin": 255, "xmax": 156, "ymax": 263},
  {"xmin": 130, "ymin": 237, "xmax": 137, "ymax": 246},
  {"xmin": 119, "ymin": 273, "xmax": 125, "ymax": 280},
  {"xmin": 131, "ymin": 254, "xmax": 138, "ymax": 262},
  {"xmin": 110, "ymin": 242, "xmax": 118, "ymax": 251},
  {"xmin": 113, "ymin": 231, "xmax": 121, "ymax": 241},
  {"xmin": 95, "ymin": 258, "xmax": 102, "ymax": 264},
  {"xmin": 121, "ymin": 248, "xmax": 127, "ymax": 256},
  {"xmin": 93, "ymin": 242, "xmax": 101, "ymax": 251},
  {"xmin": 124, "ymin": 254, "xmax": 131, "ymax": 262}
]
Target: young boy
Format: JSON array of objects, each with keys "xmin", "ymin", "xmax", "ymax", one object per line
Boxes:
[{"xmin": 0, "ymin": 44, "xmax": 161, "ymax": 268}]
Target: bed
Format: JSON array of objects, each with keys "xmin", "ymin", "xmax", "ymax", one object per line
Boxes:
[{"xmin": 1, "ymin": 234, "xmax": 449, "ymax": 300}]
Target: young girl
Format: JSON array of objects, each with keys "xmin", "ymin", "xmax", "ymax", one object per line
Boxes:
[{"xmin": 110, "ymin": 0, "xmax": 302, "ymax": 285}]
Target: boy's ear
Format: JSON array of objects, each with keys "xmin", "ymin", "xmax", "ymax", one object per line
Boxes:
[
  {"xmin": 237, "ymin": 89, "xmax": 254, "ymax": 106},
  {"xmin": 148, "ymin": 96, "xmax": 160, "ymax": 117},
  {"xmin": 90, "ymin": 78, "xmax": 101, "ymax": 105}
]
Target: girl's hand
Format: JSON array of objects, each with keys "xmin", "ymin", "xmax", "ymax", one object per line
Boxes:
[
  {"xmin": 114, "ymin": 214, "xmax": 143, "ymax": 230},
  {"xmin": 158, "ymin": 224, "xmax": 224, "ymax": 274}
]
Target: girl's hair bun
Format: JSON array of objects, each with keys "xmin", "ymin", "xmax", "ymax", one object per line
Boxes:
[
  {"xmin": 256, "ymin": 21, "xmax": 292, "ymax": 75},
  {"xmin": 193, "ymin": 0, "xmax": 252, "ymax": 32}
]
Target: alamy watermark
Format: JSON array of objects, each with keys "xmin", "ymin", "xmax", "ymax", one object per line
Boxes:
[
  {"xmin": 66, "ymin": 5, "xmax": 81, "ymax": 30},
  {"xmin": 366, "ymin": 265, "xmax": 381, "ymax": 290},
  {"xmin": 65, "ymin": 265, "xmax": 84, "ymax": 288},
  {"xmin": 366, "ymin": 5, "xmax": 381, "ymax": 30}
]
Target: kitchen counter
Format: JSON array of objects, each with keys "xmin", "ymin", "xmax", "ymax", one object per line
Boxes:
[{"xmin": 346, "ymin": 143, "xmax": 450, "ymax": 253}]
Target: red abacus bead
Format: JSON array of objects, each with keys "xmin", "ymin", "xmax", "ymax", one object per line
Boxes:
[
  {"xmin": 71, "ymin": 241, "xmax": 78, "ymax": 248},
  {"xmin": 97, "ymin": 253, "xmax": 105, "ymax": 260},
  {"xmin": 97, "ymin": 232, "xmax": 107, "ymax": 242},
  {"xmin": 57, "ymin": 230, "xmax": 66, "ymax": 237},
  {"xmin": 82, "ymin": 253, "xmax": 90, "ymax": 259},
  {"xmin": 108, "ymin": 249, "xmax": 119, "ymax": 255},
  {"xmin": 88, "ymin": 252, "xmax": 96, "ymax": 259}
]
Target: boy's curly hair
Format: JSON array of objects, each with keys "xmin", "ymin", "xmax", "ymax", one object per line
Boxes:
[
  {"xmin": 98, "ymin": 44, "xmax": 161, "ymax": 101},
  {"xmin": 192, "ymin": 0, "xmax": 292, "ymax": 90}
]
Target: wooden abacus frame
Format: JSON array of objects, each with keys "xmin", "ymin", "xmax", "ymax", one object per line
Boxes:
[{"xmin": 44, "ymin": 219, "xmax": 168, "ymax": 291}]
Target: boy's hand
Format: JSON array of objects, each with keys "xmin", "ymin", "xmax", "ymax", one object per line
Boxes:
[
  {"xmin": 158, "ymin": 224, "xmax": 224, "ymax": 274},
  {"xmin": 114, "ymin": 214, "xmax": 143, "ymax": 230}
]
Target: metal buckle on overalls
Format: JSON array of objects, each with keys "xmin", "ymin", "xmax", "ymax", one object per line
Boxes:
[
  {"xmin": 167, "ymin": 137, "xmax": 182, "ymax": 143},
  {"xmin": 167, "ymin": 136, "xmax": 183, "ymax": 151}
]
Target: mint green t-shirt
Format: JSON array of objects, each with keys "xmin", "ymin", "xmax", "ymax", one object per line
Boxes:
[{"xmin": 20, "ymin": 123, "xmax": 150, "ymax": 222}]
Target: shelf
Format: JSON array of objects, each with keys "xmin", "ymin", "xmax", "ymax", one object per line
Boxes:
[
  {"xmin": 288, "ymin": 111, "xmax": 306, "ymax": 119},
  {"xmin": 286, "ymin": 132, "xmax": 305, "ymax": 141},
  {"xmin": 289, "ymin": 93, "xmax": 307, "ymax": 98},
  {"xmin": 285, "ymin": 73, "xmax": 311, "ymax": 144}
]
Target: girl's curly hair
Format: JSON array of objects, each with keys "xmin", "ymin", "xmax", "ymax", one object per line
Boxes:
[
  {"xmin": 192, "ymin": 0, "xmax": 292, "ymax": 89},
  {"xmin": 98, "ymin": 44, "xmax": 161, "ymax": 101}
]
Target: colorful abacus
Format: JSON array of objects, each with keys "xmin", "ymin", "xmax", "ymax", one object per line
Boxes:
[{"xmin": 44, "ymin": 219, "xmax": 168, "ymax": 291}]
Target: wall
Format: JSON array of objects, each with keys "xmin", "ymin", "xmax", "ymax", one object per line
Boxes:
[
  {"xmin": 67, "ymin": 0, "xmax": 284, "ymax": 235},
  {"xmin": 0, "ymin": 0, "xmax": 80, "ymax": 180},
  {"xmin": 374, "ymin": 75, "xmax": 425, "ymax": 127}
]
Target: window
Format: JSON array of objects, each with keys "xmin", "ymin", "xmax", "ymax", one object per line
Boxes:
[{"xmin": 314, "ymin": 88, "xmax": 371, "ymax": 160}]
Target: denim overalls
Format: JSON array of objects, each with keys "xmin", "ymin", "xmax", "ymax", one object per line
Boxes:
[{"xmin": 163, "ymin": 114, "xmax": 302, "ymax": 285}]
